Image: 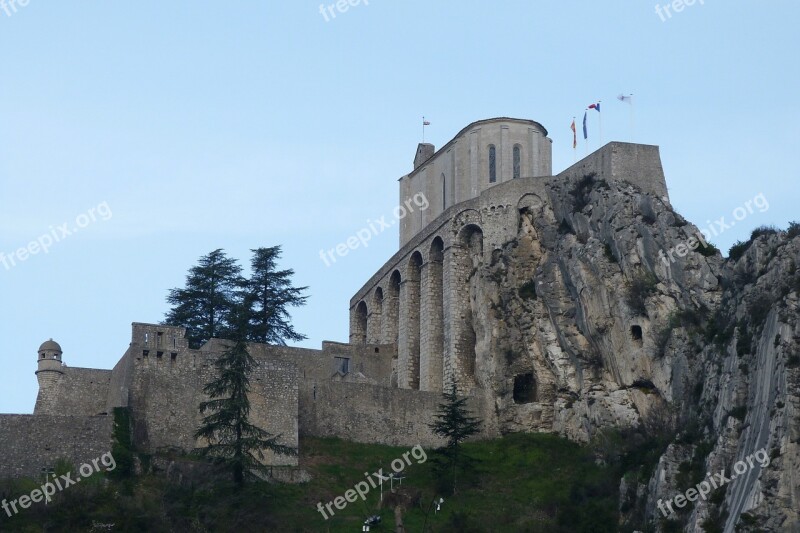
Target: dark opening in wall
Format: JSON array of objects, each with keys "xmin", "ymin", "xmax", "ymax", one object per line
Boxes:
[
  {"xmin": 375, "ymin": 347, "xmax": 380, "ymax": 353},
  {"xmin": 142, "ymin": 350, "xmax": 149, "ymax": 357},
  {"xmin": 631, "ymin": 325, "xmax": 643, "ymax": 342},
  {"xmin": 513, "ymin": 373, "xmax": 537, "ymax": 404},
  {"xmin": 171, "ymin": 352, "xmax": 178, "ymax": 361},
  {"xmin": 334, "ymin": 356, "xmax": 350, "ymax": 375},
  {"xmin": 156, "ymin": 351, "xmax": 163, "ymax": 358}
]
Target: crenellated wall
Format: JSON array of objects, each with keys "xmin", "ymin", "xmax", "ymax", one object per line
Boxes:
[{"xmin": 128, "ymin": 336, "xmax": 300, "ymax": 466}]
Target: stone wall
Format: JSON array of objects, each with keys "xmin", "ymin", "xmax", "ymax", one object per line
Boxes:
[
  {"xmin": 298, "ymin": 380, "xmax": 488, "ymax": 448},
  {"xmin": 399, "ymin": 118, "xmax": 552, "ymax": 246},
  {"xmin": 106, "ymin": 348, "xmax": 135, "ymax": 411},
  {"xmin": 557, "ymin": 141, "xmax": 668, "ymax": 201},
  {"xmin": 0, "ymin": 415, "xmax": 113, "ymax": 479},
  {"xmin": 34, "ymin": 367, "xmax": 112, "ymax": 416},
  {"xmin": 253, "ymin": 342, "xmax": 395, "ymax": 387},
  {"xmin": 128, "ymin": 340, "xmax": 299, "ymax": 466}
]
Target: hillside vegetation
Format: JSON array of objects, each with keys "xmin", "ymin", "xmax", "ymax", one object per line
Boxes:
[{"xmin": 0, "ymin": 434, "xmax": 619, "ymax": 532}]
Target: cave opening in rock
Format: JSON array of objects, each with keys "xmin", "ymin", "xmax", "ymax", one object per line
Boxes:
[
  {"xmin": 631, "ymin": 325, "xmax": 643, "ymax": 342},
  {"xmin": 513, "ymin": 373, "xmax": 537, "ymax": 404}
]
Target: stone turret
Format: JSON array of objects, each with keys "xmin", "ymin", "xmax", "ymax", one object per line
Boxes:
[
  {"xmin": 413, "ymin": 143, "xmax": 435, "ymax": 170},
  {"xmin": 35, "ymin": 338, "xmax": 65, "ymax": 394}
]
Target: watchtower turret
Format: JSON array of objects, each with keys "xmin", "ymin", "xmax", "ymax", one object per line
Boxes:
[{"xmin": 35, "ymin": 338, "xmax": 65, "ymax": 392}]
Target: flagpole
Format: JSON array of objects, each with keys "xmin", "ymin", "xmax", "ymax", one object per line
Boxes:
[
  {"xmin": 422, "ymin": 116, "xmax": 425, "ymax": 143},
  {"xmin": 583, "ymin": 111, "xmax": 589, "ymax": 156}
]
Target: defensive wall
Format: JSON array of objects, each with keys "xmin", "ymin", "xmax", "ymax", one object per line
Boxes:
[{"xmin": 0, "ymin": 415, "xmax": 113, "ymax": 479}]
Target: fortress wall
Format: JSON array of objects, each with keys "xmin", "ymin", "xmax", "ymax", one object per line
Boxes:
[
  {"xmin": 107, "ymin": 348, "xmax": 135, "ymax": 411},
  {"xmin": 249, "ymin": 342, "xmax": 395, "ymax": 386},
  {"xmin": 557, "ymin": 142, "xmax": 668, "ymax": 201},
  {"xmin": 128, "ymin": 349, "xmax": 299, "ymax": 466},
  {"xmin": 351, "ymin": 176, "xmax": 552, "ymax": 308},
  {"xmin": 349, "ymin": 177, "xmax": 551, "ymax": 392},
  {"xmin": 34, "ymin": 368, "xmax": 112, "ymax": 416},
  {"xmin": 0, "ymin": 415, "xmax": 113, "ymax": 479},
  {"xmin": 298, "ymin": 380, "xmax": 490, "ymax": 448}
]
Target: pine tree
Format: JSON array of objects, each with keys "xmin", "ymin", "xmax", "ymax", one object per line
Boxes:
[
  {"xmin": 194, "ymin": 306, "xmax": 296, "ymax": 487},
  {"xmin": 164, "ymin": 249, "xmax": 243, "ymax": 348},
  {"xmin": 429, "ymin": 384, "xmax": 482, "ymax": 494},
  {"xmin": 245, "ymin": 246, "xmax": 308, "ymax": 345}
]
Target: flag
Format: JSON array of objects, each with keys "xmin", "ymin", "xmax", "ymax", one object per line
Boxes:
[
  {"xmin": 570, "ymin": 119, "xmax": 577, "ymax": 149},
  {"xmin": 582, "ymin": 112, "xmax": 588, "ymax": 140},
  {"xmin": 617, "ymin": 94, "xmax": 633, "ymax": 103},
  {"xmin": 588, "ymin": 102, "xmax": 601, "ymax": 112},
  {"xmin": 423, "ymin": 120, "xmax": 431, "ymax": 126}
]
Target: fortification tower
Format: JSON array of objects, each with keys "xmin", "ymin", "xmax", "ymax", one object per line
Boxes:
[{"xmin": 35, "ymin": 338, "xmax": 65, "ymax": 393}]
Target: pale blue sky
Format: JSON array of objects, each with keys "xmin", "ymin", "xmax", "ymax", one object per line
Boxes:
[{"xmin": 1, "ymin": 2, "xmax": 798, "ymax": 413}]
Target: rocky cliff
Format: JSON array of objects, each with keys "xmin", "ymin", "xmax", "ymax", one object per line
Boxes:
[{"xmin": 468, "ymin": 173, "xmax": 799, "ymax": 531}]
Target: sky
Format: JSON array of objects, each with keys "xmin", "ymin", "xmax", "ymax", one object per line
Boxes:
[{"xmin": 1, "ymin": 1, "xmax": 798, "ymax": 414}]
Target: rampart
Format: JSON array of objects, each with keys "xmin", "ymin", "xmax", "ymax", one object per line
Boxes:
[{"xmin": 0, "ymin": 415, "xmax": 113, "ymax": 479}]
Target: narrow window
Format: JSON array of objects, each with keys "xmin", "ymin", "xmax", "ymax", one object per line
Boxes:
[
  {"xmin": 488, "ymin": 145, "xmax": 497, "ymax": 183},
  {"xmin": 513, "ymin": 145, "xmax": 521, "ymax": 179},
  {"xmin": 157, "ymin": 332, "xmax": 163, "ymax": 347},
  {"xmin": 144, "ymin": 332, "xmax": 149, "ymax": 346},
  {"xmin": 441, "ymin": 173, "xmax": 446, "ymax": 211},
  {"xmin": 171, "ymin": 352, "xmax": 178, "ymax": 361}
]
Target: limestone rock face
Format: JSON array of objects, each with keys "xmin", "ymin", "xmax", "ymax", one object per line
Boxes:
[{"xmin": 466, "ymin": 175, "xmax": 799, "ymax": 530}]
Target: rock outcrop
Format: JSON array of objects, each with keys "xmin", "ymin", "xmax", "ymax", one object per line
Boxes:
[{"xmin": 467, "ymin": 174, "xmax": 798, "ymax": 531}]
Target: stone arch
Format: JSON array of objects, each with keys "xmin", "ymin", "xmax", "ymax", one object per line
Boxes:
[
  {"xmin": 400, "ymin": 252, "xmax": 423, "ymax": 389},
  {"xmin": 453, "ymin": 224, "xmax": 484, "ymax": 390},
  {"xmin": 458, "ymin": 224, "xmax": 484, "ymax": 268},
  {"xmin": 368, "ymin": 287, "xmax": 384, "ymax": 344},
  {"xmin": 421, "ymin": 236, "xmax": 445, "ymax": 392},
  {"xmin": 384, "ymin": 270, "xmax": 401, "ymax": 346},
  {"xmin": 517, "ymin": 193, "xmax": 545, "ymax": 216},
  {"xmin": 352, "ymin": 300, "xmax": 368, "ymax": 345}
]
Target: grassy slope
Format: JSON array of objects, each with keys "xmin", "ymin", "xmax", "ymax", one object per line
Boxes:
[{"xmin": 0, "ymin": 433, "xmax": 619, "ymax": 532}]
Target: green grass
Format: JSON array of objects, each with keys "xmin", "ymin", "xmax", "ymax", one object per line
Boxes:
[{"xmin": 0, "ymin": 433, "xmax": 620, "ymax": 532}]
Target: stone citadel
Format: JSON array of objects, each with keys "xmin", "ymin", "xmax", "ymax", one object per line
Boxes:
[{"xmin": 0, "ymin": 117, "xmax": 670, "ymax": 479}]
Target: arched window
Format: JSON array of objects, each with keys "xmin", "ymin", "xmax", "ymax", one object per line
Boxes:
[
  {"xmin": 441, "ymin": 173, "xmax": 446, "ymax": 211},
  {"xmin": 513, "ymin": 145, "xmax": 521, "ymax": 179},
  {"xmin": 488, "ymin": 145, "xmax": 496, "ymax": 183}
]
